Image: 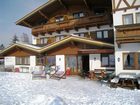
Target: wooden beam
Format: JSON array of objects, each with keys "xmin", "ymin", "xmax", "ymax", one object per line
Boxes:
[
  {"xmin": 38, "ymin": 11, "xmax": 49, "ymax": 20},
  {"xmin": 83, "ymin": 0, "xmax": 90, "ymax": 10},
  {"xmin": 116, "ymin": 0, "xmax": 122, "ymax": 9},
  {"xmin": 112, "ymin": 0, "xmax": 116, "ymax": 10},
  {"xmin": 132, "ymin": 0, "xmax": 136, "ymax": 6},
  {"xmin": 123, "ymin": 0, "xmax": 130, "ymax": 7},
  {"xmin": 22, "ymin": 21, "xmax": 32, "ymax": 27},
  {"xmin": 58, "ymin": 0, "xmax": 68, "ymax": 10}
]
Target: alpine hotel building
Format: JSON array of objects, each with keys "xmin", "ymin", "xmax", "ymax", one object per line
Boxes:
[{"xmin": 1, "ymin": 0, "xmax": 118, "ymax": 75}]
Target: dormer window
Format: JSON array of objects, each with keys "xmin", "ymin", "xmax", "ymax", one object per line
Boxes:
[
  {"xmin": 55, "ymin": 16, "xmax": 64, "ymax": 22},
  {"xmin": 73, "ymin": 12, "xmax": 85, "ymax": 19}
]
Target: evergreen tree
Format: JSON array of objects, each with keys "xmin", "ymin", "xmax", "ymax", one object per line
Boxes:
[
  {"xmin": 12, "ymin": 34, "xmax": 19, "ymax": 44},
  {"xmin": 0, "ymin": 44, "xmax": 5, "ymax": 50},
  {"xmin": 21, "ymin": 33, "xmax": 30, "ymax": 43}
]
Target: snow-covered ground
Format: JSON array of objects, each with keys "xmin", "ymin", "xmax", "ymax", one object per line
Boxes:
[{"xmin": 0, "ymin": 72, "xmax": 140, "ymax": 105}]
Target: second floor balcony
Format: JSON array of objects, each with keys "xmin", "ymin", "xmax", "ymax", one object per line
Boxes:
[
  {"xmin": 115, "ymin": 23, "xmax": 140, "ymax": 44},
  {"xmin": 32, "ymin": 14, "xmax": 112, "ymax": 36}
]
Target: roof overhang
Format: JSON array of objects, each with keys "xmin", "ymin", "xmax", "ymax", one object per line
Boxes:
[
  {"xmin": 0, "ymin": 43, "xmax": 41, "ymax": 56},
  {"xmin": 16, "ymin": 0, "xmax": 111, "ymax": 28}
]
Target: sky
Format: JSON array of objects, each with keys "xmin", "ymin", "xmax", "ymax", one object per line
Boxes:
[{"xmin": 0, "ymin": 0, "xmax": 48, "ymax": 46}]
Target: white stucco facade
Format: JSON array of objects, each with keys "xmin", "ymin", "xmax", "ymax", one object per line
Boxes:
[
  {"xmin": 115, "ymin": 43, "xmax": 140, "ymax": 75},
  {"xmin": 112, "ymin": 0, "xmax": 140, "ymax": 75},
  {"xmin": 4, "ymin": 56, "xmax": 40, "ymax": 73}
]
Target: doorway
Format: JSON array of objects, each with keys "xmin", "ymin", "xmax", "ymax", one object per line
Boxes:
[{"xmin": 82, "ymin": 55, "xmax": 89, "ymax": 75}]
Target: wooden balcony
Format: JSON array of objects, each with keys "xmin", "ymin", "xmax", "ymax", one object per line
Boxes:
[
  {"xmin": 32, "ymin": 14, "xmax": 112, "ymax": 35},
  {"xmin": 115, "ymin": 24, "xmax": 140, "ymax": 44}
]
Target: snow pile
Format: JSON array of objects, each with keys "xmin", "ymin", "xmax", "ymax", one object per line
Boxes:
[{"xmin": 0, "ymin": 72, "xmax": 140, "ymax": 105}]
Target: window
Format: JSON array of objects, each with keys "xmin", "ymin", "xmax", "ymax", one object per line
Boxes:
[
  {"xmin": 101, "ymin": 54, "xmax": 115, "ymax": 67},
  {"xmin": 66, "ymin": 55, "xmax": 77, "ymax": 73},
  {"xmin": 46, "ymin": 56, "xmax": 56, "ymax": 66},
  {"xmin": 97, "ymin": 31, "xmax": 102, "ymax": 39},
  {"xmin": 123, "ymin": 53, "xmax": 134, "ymax": 69},
  {"xmin": 74, "ymin": 33, "xmax": 85, "ymax": 37},
  {"xmin": 103, "ymin": 31, "xmax": 108, "ymax": 38},
  {"xmin": 96, "ymin": 30, "xmax": 109, "ymax": 39},
  {"xmin": 55, "ymin": 16, "xmax": 64, "ymax": 22},
  {"xmin": 16, "ymin": 57, "xmax": 30, "ymax": 65},
  {"xmin": 109, "ymin": 54, "xmax": 115, "ymax": 66},
  {"xmin": 73, "ymin": 12, "xmax": 85, "ymax": 19},
  {"xmin": 123, "ymin": 14, "xmax": 133, "ymax": 25},
  {"xmin": 136, "ymin": 13, "xmax": 140, "ymax": 23},
  {"xmin": 123, "ymin": 53, "xmax": 140, "ymax": 70},
  {"xmin": 40, "ymin": 38, "xmax": 48, "ymax": 44},
  {"xmin": 56, "ymin": 36, "xmax": 64, "ymax": 42},
  {"xmin": 138, "ymin": 53, "xmax": 140, "ymax": 69}
]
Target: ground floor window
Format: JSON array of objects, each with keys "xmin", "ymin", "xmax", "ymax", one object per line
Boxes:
[
  {"xmin": 66, "ymin": 55, "xmax": 77, "ymax": 74},
  {"xmin": 46, "ymin": 56, "xmax": 56, "ymax": 66},
  {"xmin": 101, "ymin": 54, "xmax": 115, "ymax": 67},
  {"xmin": 123, "ymin": 53, "xmax": 140, "ymax": 70},
  {"xmin": 0, "ymin": 59, "xmax": 4, "ymax": 65},
  {"xmin": 123, "ymin": 53, "xmax": 134, "ymax": 69},
  {"xmin": 16, "ymin": 56, "xmax": 30, "ymax": 65}
]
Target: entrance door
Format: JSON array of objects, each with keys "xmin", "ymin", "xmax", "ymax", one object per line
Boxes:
[
  {"xmin": 56, "ymin": 55, "xmax": 65, "ymax": 71},
  {"xmin": 82, "ymin": 55, "xmax": 89, "ymax": 74}
]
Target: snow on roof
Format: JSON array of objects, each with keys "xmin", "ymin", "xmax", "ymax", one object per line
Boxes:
[{"xmin": 15, "ymin": 41, "xmax": 41, "ymax": 49}]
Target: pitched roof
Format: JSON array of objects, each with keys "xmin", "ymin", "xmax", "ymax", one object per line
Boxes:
[
  {"xmin": 0, "ymin": 36, "xmax": 114, "ymax": 56},
  {"xmin": 0, "ymin": 42, "xmax": 41, "ymax": 55},
  {"xmin": 40, "ymin": 36, "xmax": 114, "ymax": 52}
]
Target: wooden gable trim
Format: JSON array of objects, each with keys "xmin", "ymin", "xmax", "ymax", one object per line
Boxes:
[
  {"xmin": 116, "ymin": 0, "xmax": 122, "ymax": 9},
  {"xmin": 38, "ymin": 11, "xmax": 49, "ymax": 20},
  {"xmin": 113, "ymin": 0, "xmax": 140, "ymax": 12},
  {"xmin": 123, "ymin": 0, "xmax": 130, "ymax": 7},
  {"xmin": 132, "ymin": 0, "xmax": 137, "ymax": 6}
]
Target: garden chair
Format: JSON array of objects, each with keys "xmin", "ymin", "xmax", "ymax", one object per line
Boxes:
[
  {"xmin": 50, "ymin": 70, "xmax": 66, "ymax": 80},
  {"xmin": 32, "ymin": 66, "xmax": 46, "ymax": 79}
]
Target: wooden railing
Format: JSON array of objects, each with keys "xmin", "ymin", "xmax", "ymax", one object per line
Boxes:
[
  {"xmin": 32, "ymin": 14, "xmax": 112, "ymax": 35},
  {"xmin": 115, "ymin": 24, "xmax": 140, "ymax": 44}
]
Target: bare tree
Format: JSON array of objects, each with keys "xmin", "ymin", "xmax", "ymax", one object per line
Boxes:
[{"xmin": 20, "ymin": 33, "xmax": 30, "ymax": 43}]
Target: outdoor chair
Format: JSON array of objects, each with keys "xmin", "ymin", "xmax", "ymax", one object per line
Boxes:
[
  {"xmin": 50, "ymin": 71, "xmax": 66, "ymax": 80},
  {"xmin": 50, "ymin": 68, "xmax": 66, "ymax": 80},
  {"xmin": 32, "ymin": 70, "xmax": 46, "ymax": 79},
  {"xmin": 32, "ymin": 66, "xmax": 46, "ymax": 79}
]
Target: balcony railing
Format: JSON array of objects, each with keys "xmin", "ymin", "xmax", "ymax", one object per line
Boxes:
[
  {"xmin": 32, "ymin": 14, "xmax": 112, "ymax": 35},
  {"xmin": 115, "ymin": 24, "xmax": 140, "ymax": 44}
]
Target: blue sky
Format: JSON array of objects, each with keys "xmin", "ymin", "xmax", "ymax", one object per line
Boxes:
[{"xmin": 0, "ymin": 0, "xmax": 48, "ymax": 46}]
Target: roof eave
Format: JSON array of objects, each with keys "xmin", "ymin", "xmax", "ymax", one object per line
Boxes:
[{"xmin": 16, "ymin": 0, "xmax": 56, "ymax": 26}]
